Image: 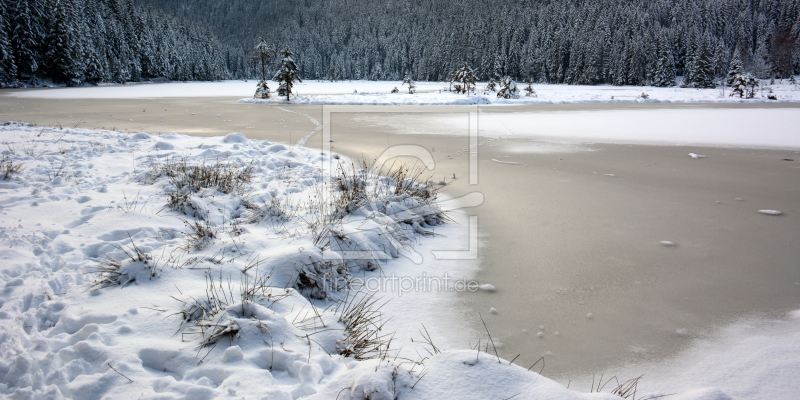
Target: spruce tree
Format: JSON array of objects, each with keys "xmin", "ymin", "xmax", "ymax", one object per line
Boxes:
[
  {"xmin": 726, "ymin": 48, "xmax": 744, "ymax": 86},
  {"xmin": 0, "ymin": 0, "xmax": 17, "ymax": 85},
  {"xmin": 274, "ymin": 47, "xmax": 301, "ymax": 101},
  {"xmin": 751, "ymin": 42, "xmax": 773, "ymax": 79},
  {"xmin": 684, "ymin": 36, "xmax": 715, "ymax": 88},
  {"xmin": 452, "ymin": 62, "xmax": 476, "ymax": 94},
  {"xmin": 46, "ymin": 0, "xmax": 83, "ymax": 85},
  {"xmin": 402, "ymin": 74, "xmax": 415, "ymax": 94},
  {"xmin": 253, "ymin": 38, "xmax": 275, "ymax": 82},
  {"xmin": 11, "ymin": 0, "xmax": 41, "ymax": 81},
  {"xmin": 254, "ymin": 79, "xmax": 270, "ymax": 99},
  {"xmin": 651, "ymin": 34, "xmax": 675, "ymax": 87},
  {"xmin": 497, "ymin": 76, "xmax": 519, "ymax": 99}
]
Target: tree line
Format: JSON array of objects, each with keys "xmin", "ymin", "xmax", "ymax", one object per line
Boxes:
[
  {"xmin": 137, "ymin": 0, "xmax": 800, "ymax": 87},
  {"xmin": 0, "ymin": 0, "xmax": 229, "ymax": 87}
]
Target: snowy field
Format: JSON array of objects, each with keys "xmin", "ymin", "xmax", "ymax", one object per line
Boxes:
[
  {"xmin": 5, "ymin": 79, "xmax": 800, "ymax": 104},
  {"xmin": 472, "ymin": 108, "xmax": 800, "ymax": 148}
]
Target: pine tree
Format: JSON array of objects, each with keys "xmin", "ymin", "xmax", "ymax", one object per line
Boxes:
[
  {"xmin": 46, "ymin": 0, "xmax": 83, "ymax": 85},
  {"xmin": 452, "ymin": 62, "xmax": 476, "ymax": 94},
  {"xmin": 0, "ymin": 0, "xmax": 18, "ymax": 85},
  {"xmin": 254, "ymin": 79, "xmax": 270, "ymax": 99},
  {"xmin": 651, "ymin": 33, "xmax": 675, "ymax": 87},
  {"xmin": 497, "ymin": 76, "xmax": 519, "ymax": 99},
  {"xmin": 684, "ymin": 36, "xmax": 715, "ymax": 88},
  {"xmin": 11, "ymin": 0, "xmax": 42, "ymax": 81},
  {"xmin": 253, "ymin": 38, "xmax": 275, "ymax": 82},
  {"xmin": 751, "ymin": 42, "xmax": 773, "ymax": 79},
  {"xmin": 274, "ymin": 47, "xmax": 301, "ymax": 101},
  {"xmin": 523, "ymin": 79, "xmax": 536, "ymax": 97},
  {"xmin": 726, "ymin": 48, "xmax": 744, "ymax": 86},
  {"xmin": 485, "ymin": 79, "xmax": 497, "ymax": 92},
  {"xmin": 730, "ymin": 72, "xmax": 758, "ymax": 98},
  {"xmin": 402, "ymin": 74, "xmax": 415, "ymax": 94}
]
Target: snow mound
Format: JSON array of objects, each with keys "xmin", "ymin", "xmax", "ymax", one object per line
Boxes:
[{"xmin": 222, "ymin": 132, "xmax": 248, "ymax": 143}]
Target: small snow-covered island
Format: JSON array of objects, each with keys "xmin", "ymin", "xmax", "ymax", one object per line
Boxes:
[{"xmin": 1, "ymin": 1, "xmax": 800, "ymax": 400}]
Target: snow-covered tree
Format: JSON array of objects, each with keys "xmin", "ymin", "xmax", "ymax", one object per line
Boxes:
[
  {"xmin": 253, "ymin": 38, "xmax": 275, "ymax": 82},
  {"xmin": 45, "ymin": 0, "xmax": 83, "ymax": 85},
  {"xmin": 683, "ymin": 36, "xmax": 716, "ymax": 88},
  {"xmin": 485, "ymin": 79, "xmax": 497, "ymax": 92},
  {"xmin": 0, "ymin": 0, "xmax": 17, "ymax": 85},
  {"xmin": 497, "ymin": 76, "xmax": 519, "ymax": 99},
  {"xmin": 522, "ymin": 79, "xmax": 536, "ymax": 97},
  {"xmin": 274, "ymin": 47, "xmax": 301, "ymax": 101},
  {"xmin": 402, "ymin": 75, "xmax": 415, "ymax": 94},
  {"xmin": 10, "ymin": 0, "xmax": 42, "ymax": 82},
  {"xmin": 254, "ymin": 79, "xmax": 270, "ymax": 99},
  {"xmin": 651, "ymin": 33, "xmax": 676, "ymax": 87},
  {"xmin": 452, "ymin": 62, "xmax": 476, "ymax": 94},
  {"xmin": 730, "ymin": 72, "xmax": 758, "ymax": 98},
  {"xmin": 751, "ymin": 42, "xmax": 773, "ymax": 79},
  {"xmin": 726, "ymin": 48, "xmax": 744, "ymax": 86}
]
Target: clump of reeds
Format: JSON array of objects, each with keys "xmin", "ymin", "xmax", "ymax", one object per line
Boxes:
[
  {"xmin": 88, "ymin": 236, "xmax": 157, "ymax": 289},
  {"xmin": 333, "ymin": 292, "xmax": 395, "ymax": 360},
  {"xmin": 0, "ymin": 156, "xmax": 24, "ymax": 180}
]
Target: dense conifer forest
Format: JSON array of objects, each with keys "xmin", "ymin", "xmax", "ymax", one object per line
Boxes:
[
  {"xmin": 135, "ymin": 0, "xmax": 800, "ymax": 86},
  {"xmin": 0, "ymin": 0, "xmax": 229, "ymax": 87},
  {"xmin": 2, "ymin": 0, "xmax": 798, "ymax": 87}
]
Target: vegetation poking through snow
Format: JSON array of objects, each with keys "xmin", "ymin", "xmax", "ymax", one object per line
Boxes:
[
  {"xmin": 182, "ymin": 219, "xmax": 218, "ymax": 251},
  {"xmin": 89, "ymin": 236, "xmax": 158, "ymax": 289},
  {"xmin": 334, "ymin": 292, "xmax": 395, "ymax": 360},
  {"xmin": 0, "ymin": 156, "xmax": 24, "ymax": 180}
]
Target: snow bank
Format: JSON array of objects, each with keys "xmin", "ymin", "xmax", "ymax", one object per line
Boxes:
[
  {"xmin": 2, "ymin": 80, "xmax": 448, "ymax": 99},
  {"xmin": 240, "ymin": 81, "xmax": 800, "ymax": 105},
  {"xmin": 6, "ymin": 79, "xmax": 800, "ymax": 104},
  {"xmin": 474, "ymin": 108, "xmax": 800, "ymax": 149},
  {"xmin": 613, "ymin": 309, "xmax": 800, "ymax": 400}
]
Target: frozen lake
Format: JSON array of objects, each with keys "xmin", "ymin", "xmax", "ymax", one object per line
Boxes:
[{"xmin": 2, "ymin": 88, "xmax": 799, "ymax": 390}]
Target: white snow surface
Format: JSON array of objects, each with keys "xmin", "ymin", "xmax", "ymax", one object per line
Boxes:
[
  {"xmin": 3, "ymin": 80, "xmax": 449, "ymax": 99},
  {"xmin": 473, "ymin": 108, "xmax": 800, "ymax": 148},
  {"xmin": 5, "ymin": 79, "xmax": 800, "ymax": 105},
  {"xmin": 613, "ymin": 310, "xmax": 800, "ymax": 400},
  {"xmin": 0, "ymin": 119, "xmax": 798, "ymax": 400}
]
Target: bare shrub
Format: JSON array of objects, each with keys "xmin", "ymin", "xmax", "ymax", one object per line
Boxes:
[{"xmin": 0, "ymin": 156, "xmax": 24, "ymax": 180}]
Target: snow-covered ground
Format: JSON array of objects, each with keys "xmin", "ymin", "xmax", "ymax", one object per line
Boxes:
[
  {"xmin": 2, "ymin": 81, "xmax": 448, "ymax": 99},
  {"xmin": 5, "ymin": 79, "xmax": 800, "ymax": 104},
  {"xmin": 475, "ymin": 108, "xmax": 800, "ymax": 148}
]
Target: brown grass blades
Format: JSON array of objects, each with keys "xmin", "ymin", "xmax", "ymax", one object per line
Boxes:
[
  {"xmin": 411, "ymin": 324, "xmax": 441, "ymax": 359},
  {"xmin": 334, "ymin": 292, "xmax": 395, "ymax": 360},
  {"xmin": 181, "ymin": 219, "xmax": 218, "ymax": 251},
  {"xmin": 592, "ymin": 374, "xmax": 652, "ymax": 400},
  {"xmin": 88, "ymin": 235, "xmax": 157, "ymax": 290},
  {"xmin": 385, "ymin": 162, "xmax": 438, "ymax": 200},
  {"xmin": 144, "ymin": 156, "xmax": 254, "ymax": 195},
  {"xmin": 0, "ymin": 156, "xmax": 24, "ymax": 180}
]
